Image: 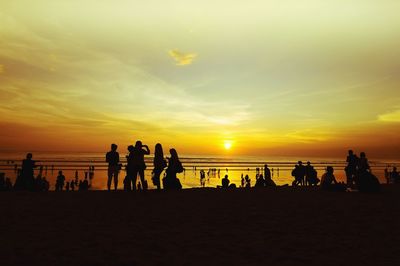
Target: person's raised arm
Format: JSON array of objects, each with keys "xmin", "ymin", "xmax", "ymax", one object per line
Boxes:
[{"xmin": 142, "ymin": 145, "xmax": 150, "ymax": 155}]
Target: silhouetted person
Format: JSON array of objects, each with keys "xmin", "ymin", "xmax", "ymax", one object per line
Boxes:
[
  {"xmin": 255, "ymin": 174, "xmax": 265, "ymax": 187},
  {"xmin": 345, "ymin": 150, "xmax": 358, "ymax": 187},
  {"xmin": 391, "ymin": 167, "xmax": 399, "ymax": 183},
  {"xmin": 106, "ymin": 143, "xmax": 120, "ymax": 191},
  {"xmin": 221, "ymin": 174, "xmax": 230, "ymax": 188},
  {"xmin": 163, "ymin": 148, "xmax": 183, "ymax": 190},
  {"xmin": 14, "ymin": 153, "xmax": 36, "ymax": 190},
  {"xmin": 70, "ymin": 180, "xmax": 75, "ymax": 191},
  {"xmin": 264, "ymin": 164, "xmax": 271, "ymax": 181},
  {"xmin": 320, "ymin": 166, "xmax": 346, "ymax": 191},
  {"xmin": 56, "ymin": 170, "xmax": 65, "ymax": 191},
  {"xmin": 358, "ymin": 152, "xmax": 370, "ymax": 173},
  {"xmin": 245, "ymin": 175, "xmax": 251, "ymax": 188},
  {"xmin": 291, "ymin": 165, "xmax": 301, "ymax": 186},
  {"xmin": 126, "ymin": 145, "xmax": 135, "ymax": 190},
  {"xmin": 131, "ymin": 141, "xmax": 150, "ymax": 191},
  {"xmin": 241, "ymin": 174, "xmax": 244, "ymax": 187},
  {"xmin": 152, "ymin": 143, "xmax": 167, "ymax": 190},
  {"xmin": 305, "ymin": 161, "xmax": 319, "ymax": 186}
]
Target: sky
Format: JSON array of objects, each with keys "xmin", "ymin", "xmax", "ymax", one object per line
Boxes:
[{"xmin": 0, "ymin": 0, "xmax": 400, "ymax": 158}]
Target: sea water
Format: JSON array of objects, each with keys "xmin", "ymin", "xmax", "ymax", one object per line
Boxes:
[{"xmin": 0, "ymin": 152, "xmax": 398, "ymax": 190}]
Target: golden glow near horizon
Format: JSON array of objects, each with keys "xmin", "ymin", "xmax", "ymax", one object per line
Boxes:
[
  {"xmin": 0, "ymin": 1, "xmax": 400, "ymax": 158},
  {"xmin": 224, "ymin": 140, "xmax": 233, "ymax": 150}
]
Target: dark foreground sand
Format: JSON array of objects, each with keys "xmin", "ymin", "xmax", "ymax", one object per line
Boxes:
[{"xmin": 1, "ymin": 186, "xmax": 400, "ymax": 266}]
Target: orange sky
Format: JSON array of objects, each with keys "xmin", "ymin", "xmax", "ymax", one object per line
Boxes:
[{"xmin": 0, "ymin": 1, "xmax": 400, "ymax": 159}]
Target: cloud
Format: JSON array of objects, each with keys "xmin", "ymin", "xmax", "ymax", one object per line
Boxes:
[
  {"xmin": 378, "ymin": 109, "xmax": 400, "ymax": 122},
  {"xmin": 168, "ymin": 49, "xmax": 197, "ymax": 66}
]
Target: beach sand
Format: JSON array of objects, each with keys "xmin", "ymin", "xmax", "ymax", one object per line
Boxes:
[{"xmin": 1, "ymin": 186, "xmax": 399, "ymax": 265}]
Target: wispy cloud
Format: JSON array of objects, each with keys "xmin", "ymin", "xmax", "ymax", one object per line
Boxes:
[
  {"xmin": 168, "ymin": 49, "xmax": 197, "ymax": 66},
  {"xmin": 378, "ymin": 109, "xmax": 400, "ymax": 122}
]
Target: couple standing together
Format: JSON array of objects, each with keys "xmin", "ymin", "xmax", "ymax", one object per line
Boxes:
[{"xmin": 106, "ymin": 141, "xmax": 183, "ymax": 191}]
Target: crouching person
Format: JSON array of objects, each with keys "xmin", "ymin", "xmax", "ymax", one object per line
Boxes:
[{"xmin": 320, "ymin": 166, "xmax": 346, "ymax": 192}]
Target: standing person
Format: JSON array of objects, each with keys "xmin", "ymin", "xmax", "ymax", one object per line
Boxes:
[
  {"xmin": 55, "ymin": 171, "xmax": 65, "ymax": 191},
  {"xmin": 163, "ymin": 148, "xmax": 183, "ymax": 190},
  {"xmin": 126, "ymin": 145, "xmax": 135, "ymax": 191},
  {"xmin": 106, "ymin": 144, "xmax": 120, "ymax": 191},
  {"xmin": 264, "ymin": 164, "xmax": 271, "ymax": 181},
  {"xmin": 345, "ymin": 150, "xmax": 358, "ymax": 187},
  {"xmin": 15, "ymin": 153, "xmax": 36, "ymax": 190},
  {"xmin": 131, "ymin": 141, "xmax": 150, "ymax": 191},
  {"xmin": 152, "ymin": 143, "xmax": 167, "ymax": 190}
]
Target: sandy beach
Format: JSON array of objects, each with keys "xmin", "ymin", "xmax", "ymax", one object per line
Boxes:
[{"xmin": 1, "ymin": 186, "xmax": 399, "ymax": 265}]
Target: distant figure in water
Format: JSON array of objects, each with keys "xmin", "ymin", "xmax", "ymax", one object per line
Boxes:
[
  {"xmin": 241, "ymin": 174, "xmax": 244, "ymax": 187},
  {"xmin": 152, "ymin": 143, "xmax": 167, "ymax": 190},
  {"xmin": 131, "ymin": 141, "xmax": 150, "ymax": 191},
  {"xmin": 55, "ymin": 170, "xmax": 65, "ymax": 191},
  {"xmin": 106, "ymin": 143, "xmax": 120, "ymax": 191},
  {"xmin": 14, "ymin": 153, "xmax": 36, "ymax": 190},
  {"xmin": 200, "ymin": 170, "xmax": 206, "ymax": 187},
  {"xmin": 163, "ymin": 148, "xmax": 183, "ymax": 190},
  {"xmin": 320, "ymin": 166, "xmax": 346, "ymax": 192}
]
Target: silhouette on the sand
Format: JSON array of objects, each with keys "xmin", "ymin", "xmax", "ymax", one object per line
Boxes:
[
  {"xmin": 305, "ymin": 161, "xmax": 319, "ymax": 186},
  {"xmin": 106, "ymin": 144, "xmax": 120, "ymax": 191},
  {"xmin": 55, "ymin": 170, "xmax": 65, "ymax": 191},
  {"xmin": 320, "ymin": 166, "xmax": 346, "ymax": 191},
  {"xmin": 131, "ymin": 141, "xmax": 150, "ymax": 191},
  {"xmin": 14, "ymin": 153, "xmax": 36, "ymax": 190},
  {"xmin": 152, "ymin": 143, "xmax": 167, "ymax": 190},
  {"xmin": 163, "ymin": 148, "xmax": 183, "ymax": 190}
]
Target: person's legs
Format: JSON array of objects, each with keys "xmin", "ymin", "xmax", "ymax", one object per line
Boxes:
[
  {"xmin": 139, "ymin": 169, "xmax": 146, "ymax": 190},
  {"xmin": 107, "ymin": 168, "xmax": 113, "ymax": 191},
  {"xmin": 114, "ymin": 169, "xmax": 119, "ymax": 191},
  {"xmin": 132, "ymin": 169, "xmax": 138, "ymax": 191}
]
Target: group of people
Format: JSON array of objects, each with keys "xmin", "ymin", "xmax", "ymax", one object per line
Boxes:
[
  {"xmin": 106, "ymin": 141, "xmax": 184, "ymax": 191},
  {"xmin": 0, "ymin": 148, "xmax": 391, "ymax": 193},
  {"xmin": 385, "ymin": 166, "xmax": 399, "ymax": 184},
  {"xmin": 291, "ymin": 161, "xmax": 320, "ymax": 187}
]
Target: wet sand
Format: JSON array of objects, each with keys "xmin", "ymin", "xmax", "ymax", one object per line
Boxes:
[{"xmin": 1, "ymin": 186, "xmax": 399, "ymax": 265}]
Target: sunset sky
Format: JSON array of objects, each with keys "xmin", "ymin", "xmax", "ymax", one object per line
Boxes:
[{"xmin": 0, "ymin": 1, "xmax": 400, "ymax": 158}]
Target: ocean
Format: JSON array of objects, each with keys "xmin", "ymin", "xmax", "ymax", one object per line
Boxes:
[{"xmin": 0, "ymin": 152, "xmax": 398, "ymax": 190}]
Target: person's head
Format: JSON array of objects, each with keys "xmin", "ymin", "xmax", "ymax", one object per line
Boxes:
[
  {"xmin": 259, "ymin": 174, "xmax": 264, "ymax": 179},
  {"xmin": 58, "ymin": 170, "xmax": 63, "ymax": 175},
  {"xmin": 155, "ymin": 143, "xmax": 164, "ymax": 157},
  {"xmin": 135, "ymin": 141, "xmax": 142, "ymax": 149},
  {"xmin": 307, "ymin": 161, "xmax": 311, "ymax": 166},
  {"xmin": 26, "ymin": 153, "xmax": 32, "ymax": 159},
  {"xmin": 348, "ymin": 150, "xmax": 353, "ymax": 155},
  {"xmin": 111, "ymin": 143, "xmax": 118, "ymax": 151},
  {"xmin": 128, "ymin": 145, "xmax": 134, "ymax": 152},
  {"xmin": 298, "ymin": 161, "xmax": 303, "ymax": 165},
  {"xmin": 170, "ymin": 148, "xmax": 178, "ymax": 160},
  {"xmin": 326, "ymin": 166, "xmax": 334, "ymax": 174},
  {"xmin": 360, "ymin": 152, "xmax": 366, "ymax": 158},
  {"xmin": 264, "ymin": 164, "xmax": 268, "ymax": 168},
  {"xmin": 224, "ymin": 174, "xmax": 228, "ymax": 179}
]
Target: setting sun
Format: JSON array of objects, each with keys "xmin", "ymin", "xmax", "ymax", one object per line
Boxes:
[{"xmin": 224, "ymin": 140, "xmax": 232, "ymax": 150}]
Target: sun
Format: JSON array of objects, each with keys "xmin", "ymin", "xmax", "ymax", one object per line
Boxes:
[{"xmin": 223, "ymin": 140, "xmax": 232, "ymax": 150}]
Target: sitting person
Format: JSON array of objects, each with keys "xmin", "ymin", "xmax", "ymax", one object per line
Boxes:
[
  {"xmin": 320, "ymin": 166, "xmax": 346, "ymax": 192},
  {"xmin": 254, "ymin": 174, "xmax": 265, "ymax": 187},
  {"xmin": 222, "ymin": 174, "xmax": 231, "ymax": 188}
]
